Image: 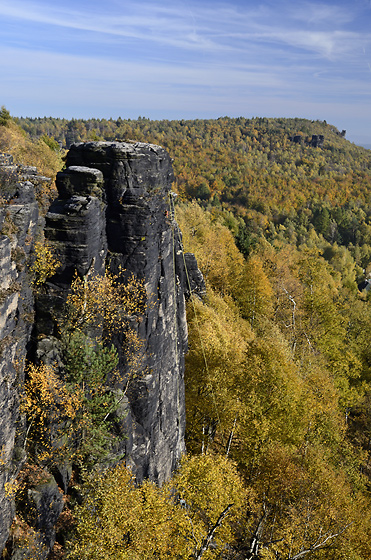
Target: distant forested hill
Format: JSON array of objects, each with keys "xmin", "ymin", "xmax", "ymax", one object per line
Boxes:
[{"xmin": 16, "ymin": 115, "xmax": 371, "ymax": 270}]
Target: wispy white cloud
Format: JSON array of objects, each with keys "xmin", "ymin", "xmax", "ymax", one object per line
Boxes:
[
  {"xmin": 0, "ymin": 0, "xmax": 370, "ymax": 142},
  {"xmin": 1, "ymin": 0, "xmax": 370, "ymax": 59},
  {"xmin": 1, "ymin": 44, "xmax": 369, "ymax": 103},
  {"xmin": 261, "ymin": 29, "xmax": 368, "ymax": 59},
  {"xmin": 0, "ymin": 46, "xmax": 286, "ymax": 90},
  {"xmin": 0, "ymin": 1, "xmax": 221, "ymax": 52},
  {"xmin": 288, "ymin": 2, "xmax": 355, "ymax": 25}
]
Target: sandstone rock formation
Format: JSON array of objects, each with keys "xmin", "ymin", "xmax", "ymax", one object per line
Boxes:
[
  {"xmin": 0, "ymin": 142, "xmax": 202, "ymax": 557},
  {"xmin": 310, "ymin": 134, "xmax": 324, "ymax": 148},
  {"xmin": 44, "ymin": 142, "xmax": 188, "ymax": 483},
  {"xmin": 288, "ymin": 134, "xmax": 324, "ymax": 148},
  {"xmin": 0, "ymin": 154, "xmax": 40, "ymax": 552}
]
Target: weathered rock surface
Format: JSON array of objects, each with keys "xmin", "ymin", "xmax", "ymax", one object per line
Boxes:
[
  {"xmin": 28, "ymin": 475, "xmax": 64, "ymax": 551},
  {"xmin": 0, "ymin": 158, "xmax": 40, "ymax": 553},
  {"xmin": 43, "ymin": 141, "xmax": 188, "ymax": 483},
  {"xmin": 0, "ymin": 142, "xmax": 200, "ymax": 557},
  {"xmin": 289, "ymin": 133, "xmax": 325, "ymax": 148},
  {"xmin": 310, "ymin": 134, "xmax": 324, "ymax": 148},
  {"xmin": 182, "ymin": 253, "xmax": 206, "ymax": 299}
]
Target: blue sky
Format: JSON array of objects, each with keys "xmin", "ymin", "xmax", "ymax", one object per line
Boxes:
[{"xmin": 1, "ymin": 0, "xmax": 371, "ymax": 146}]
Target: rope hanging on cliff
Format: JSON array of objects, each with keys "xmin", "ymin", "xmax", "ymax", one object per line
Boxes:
[{"xmin": 168, "ymin": 193, "xmax": 224, "ymax": 449}]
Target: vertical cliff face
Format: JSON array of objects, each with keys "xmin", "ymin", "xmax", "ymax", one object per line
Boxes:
[
  {"xmin": 0, "ymin": 142, "xmax": 198, "ymax": 556},
  {"xmin": 0, "ymin": 155, "xmax": 40, "ymax": 551},
  {"xmin": 40, "ymin": 141, "xmax": 187, "ymax": 483}
]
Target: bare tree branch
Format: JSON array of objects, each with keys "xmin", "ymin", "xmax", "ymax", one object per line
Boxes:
[
  {"xmin": 288, "ymin": 523, "xmax": 352, "ymax": 560},
  {"xmin": 194, "ymin": 503, "xmax": 234, "ymax": 560},
  {"xmin": 226, "ymin": 414, "xmax": 238, "ymax": 458},
  {"xmin": 244, "ymin": 504, "xmax": 270, "ymax": 560}
]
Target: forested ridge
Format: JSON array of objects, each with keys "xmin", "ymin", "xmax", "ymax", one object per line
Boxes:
[
  {"xmin": 16, "ymin": 115, "xmax": 371, "ymax": 261},
  {"xmin": 2, "ymin": 110, "xmax": 371, "ymax": 559}
]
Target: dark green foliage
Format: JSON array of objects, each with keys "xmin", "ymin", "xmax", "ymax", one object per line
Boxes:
[
  {"xmin": 61, "ymin": 331, "xmax": 120, "ymax": 465},
  {"xmin": 63, "ymin": 330, "xmax": 118, "ymax": 388},
  {"xmin": 40, "ymin": 134, "xmax": 60, "ymax": 153},
  {"xmin": 313, "ymin": 206, "xmax": 331, "ymax": 236},
  {"xmin": 0, "ymin": 106, "xmax": 12, "ymax": 127},
  {"xmin": 235, "ymin": 223, "xmax": 257, "ymax": 256}
]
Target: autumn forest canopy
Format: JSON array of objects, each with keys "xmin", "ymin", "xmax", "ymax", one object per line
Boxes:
[
  {"xmin": 2, "ymin": 109, "xmax": 371, "ymax": 559},
  {"xmin": 14, "ymin": 114, "xmax": 371, "ymax": 259}
]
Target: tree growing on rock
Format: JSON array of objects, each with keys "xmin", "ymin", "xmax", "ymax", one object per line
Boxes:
[{"xmin": 23, "ymin": 270, "xmax": 146, "ymax": 469}]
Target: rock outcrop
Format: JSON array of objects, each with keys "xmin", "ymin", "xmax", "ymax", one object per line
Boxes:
[
  {"xmin": 288, "ymin": 134, "xmax": 325, "ymax": 148},
  {"xmin": 310, "ymin": 134, "xmax": 324, "ymax": 148},
  {"xmin": 42, "ymin": 142, "xmax": 187, "ymax": 483},
  {"xmin": 0, "ymin": 154, "xmax": 40, "ymax": 552},
  {"xmin": 0, "ymin": 142, "xmax": 201, "ymax": 557}
]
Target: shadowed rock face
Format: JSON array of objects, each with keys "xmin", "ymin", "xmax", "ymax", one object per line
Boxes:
[
  {"xmin": 0, "ymin": 157, "xmax": 40, "ymax": 552},
  {"xmin": 42, "ymin": 142, "xmax": 188, "ymax": 483}
]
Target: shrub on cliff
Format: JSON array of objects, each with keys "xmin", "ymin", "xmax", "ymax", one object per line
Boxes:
[
  {"xmin": 0, "ymin": 108, "xmax": 63, "ymax": 207},
  {"xmin": 23, "ymin": 270, "xmax": 146, "ymax": 469},
  {"xmin": 30, "ymin": 241, "xmax": 61, "ymax": 289}
]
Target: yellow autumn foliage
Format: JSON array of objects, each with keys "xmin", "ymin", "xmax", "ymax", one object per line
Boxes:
[
  {"xmin": 22, "ymin": 363, "xmax": 83, "ymax": 465},
  {"xmin": 0, "ymin": 118, "xmax": 63, "ymax": 184},
  {"xmin": 185, "ymin": 289, "xmax": 253, "ymax": 454},
  {"xmin": 30, "ymin": 241, "xmax": 60, "ymax": 288},
  {"xmin": 65, "ymin": 270, "xmax": 146, "ymax": 337},
  {"xmin": 68, "ymin": 454, "xmax": 247, "ymax": 560},
  {"xmin": 175, "ymin": 201, "xmax": 245, "ymax": 295}
]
